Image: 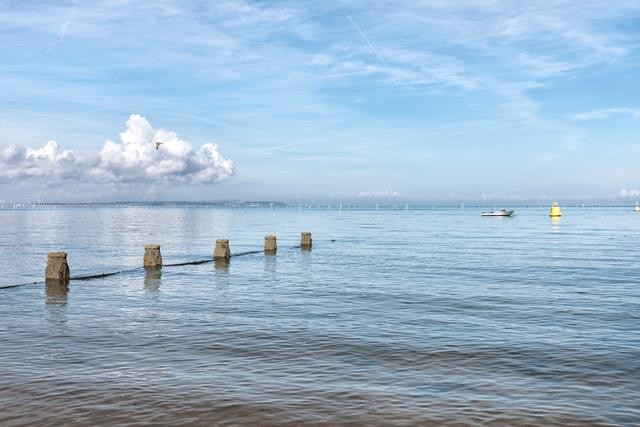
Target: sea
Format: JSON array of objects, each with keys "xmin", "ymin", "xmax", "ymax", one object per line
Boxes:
[{"xmin": 0, "ymin": 204, "xmax": 639, "ymax": 426}]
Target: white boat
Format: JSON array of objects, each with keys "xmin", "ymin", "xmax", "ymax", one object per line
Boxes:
[
  {"xmin": 634, "ymin": 203, "xmax": 640, "ymax": 213},
  {"xmin": 481, "ymin": 209, "xmax": 515, "ymax": 217}
]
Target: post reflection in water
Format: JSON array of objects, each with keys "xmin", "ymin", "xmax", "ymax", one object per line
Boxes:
[
  {"xmin": 299, "ymin": 247, "xmax": 313, "ymax": 283},
  {"xmin": 214, "ymin": 258, "xmax": 230, "ymax": 272},
  {"xmin": 45, "ymin": 281, "xmax": 68, "ymax": 305},
  {"xmin": 44, "ymin": 281, "xmax": 69, "ymax": 326},
  {"xmin": 264, "ymin": 252, "xmax": 277, "ymax": 276},
  {"xmin": 143, "ymin": 267, "xmax": 162, "ymax": 292}
]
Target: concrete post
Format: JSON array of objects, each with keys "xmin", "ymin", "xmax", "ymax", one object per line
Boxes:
[
  {"xmin": 264, "ymin": 235, "xmax": 277, "ymax": 253},
  {"xmin": 45, "ymin": 252, "xmax": 70, "ymax": 283},
  {"xmin": 301, "ymin": 232, "xmax": 312, "ymax": 248},
  {"xmin": 214, "ymin": 239, "xmax": 231, "ymax": 260},
  {"xmin": 143, "ymin": 244, "xmax": 162, "ymax": 268}
]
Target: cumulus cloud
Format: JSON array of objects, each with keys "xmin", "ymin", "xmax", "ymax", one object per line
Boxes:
[
  {"xmin": 92, "ymin": 114, "xmax": 234, "ymax": 183},
  {"xmin": 0, "ymin": 114, "xmax": 234, "ymax": 185},
  {"xmin": 0, "ymin": 140, "xmax": 80, "ymax": 179}
]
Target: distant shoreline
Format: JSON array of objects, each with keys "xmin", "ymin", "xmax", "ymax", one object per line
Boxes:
[{"xmin": 0, "ymin": 201, "xmax": 638, "ymax": 210}]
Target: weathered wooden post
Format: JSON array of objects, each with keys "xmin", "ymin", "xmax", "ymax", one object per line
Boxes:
[
  {"xmin": 214, "ymin": 239, "xmax": 231, "ymax": 260},
  {"xmin": 300, "ymin": 232, "xmax": 312, "ymax": 249},
  {"xmin": 264, "ymin": 235, "xmax": 277, "ymax": 253},
  {"xmin": 45, "ymin": 252, "xmax": 70, "ymax": 283},
  {"xmin": 143, "ymin": 244, "xmax": 162, "ymax": 268}
]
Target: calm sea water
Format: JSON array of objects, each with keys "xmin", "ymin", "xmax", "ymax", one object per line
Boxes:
[{"xmin": 1, "ymin": 206, "xmax": 639, "ymax": 426}]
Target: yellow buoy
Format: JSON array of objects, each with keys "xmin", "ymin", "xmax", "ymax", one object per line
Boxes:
[{"xmin": 549, "ymin": 202, "xmax": 563, "ymax": 217}]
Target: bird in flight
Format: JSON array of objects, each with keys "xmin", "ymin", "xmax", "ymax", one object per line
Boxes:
[{"xmin": 155, "ymin": 141, "xmax": 164, "ymax": 150}]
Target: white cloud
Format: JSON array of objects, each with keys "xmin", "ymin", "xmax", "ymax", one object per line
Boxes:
[
  {"xmin": 516, "ymin": 53, "xmax": 578, "ymax": 78},
  {"xmin": 0, "ymin": 140, "xmax": 81, "ymax": 179},
  {"xmin": 1, "ymin": 1, "xmax": 639, "ymax": 201},
  {"xmin": 0, "ymin": 114, "xmax": 234, "ymax": 185},
  {"xmin": 571, "ymin": 108, "xmax": 640, "ymax": 121},
  {"xmin": 619, "ymin": 188, "xmax": 640, "ymax": 198},
  {"xmin": 356, "ymin": 191, "xmax": 399, "ymax": 198},
  {"xmin": 92, "ymin": 114, "xmax": 234, "ymax": 183}
]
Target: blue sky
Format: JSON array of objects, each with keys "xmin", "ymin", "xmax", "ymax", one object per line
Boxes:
[{"xmin": 1, "ymin": 0, "xmax": 640, "ymax": 202}]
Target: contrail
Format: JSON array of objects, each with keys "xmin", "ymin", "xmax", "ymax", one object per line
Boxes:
[
  {"xmin": 47, "ymin": 3, "xmax": 78, "ymax": 52},
  {"xmin": 250, "ymin": 141, "xmax": 312, "ymax": 156},
  {"xmin": 347, "ymin": 14, "xmax": 390, "ymax": 74},
  {"xmin": 112, "ymin": 46, "xmax": 161, "ymax": 82}
]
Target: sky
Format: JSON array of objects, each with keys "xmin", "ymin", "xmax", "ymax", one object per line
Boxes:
[{"xmin": 1, "ymin": 0, "xmax": 640, "ymax": 203}]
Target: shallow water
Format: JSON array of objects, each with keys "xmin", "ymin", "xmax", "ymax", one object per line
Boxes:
[{"xmin": 1, "ymin": 206, "xmax": 639, "ymax": 426}]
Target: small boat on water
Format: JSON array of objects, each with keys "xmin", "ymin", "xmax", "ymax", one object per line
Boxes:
[
  {"xmin": 634, "ymin": 203, "xmax": 640, "ymax": 213},
  {"xmin": 481, "ymin": 209, "xmax": 515, "ymax": 217}
]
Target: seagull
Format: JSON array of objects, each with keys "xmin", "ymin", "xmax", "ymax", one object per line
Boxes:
[{"xmin": 155, "ymin": 141, "xmax": 164, "ymax": 150}]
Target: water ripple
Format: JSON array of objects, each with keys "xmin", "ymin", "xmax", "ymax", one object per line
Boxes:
[{"xmin": 1, "ymin": 207, "xmax": 639, "ymax": 425}]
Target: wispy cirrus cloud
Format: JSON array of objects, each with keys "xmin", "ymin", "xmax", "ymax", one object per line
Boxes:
[
  {"xmin": 1, "ymin": 0, "xmax": 640, "ymax": 200},
  {"xmin": 571, "ymin": 108, "xmax": 640, "ymax": 121},
  {"xmin": 1, "ymin": 0, "xmax": 635, "ymax": 111}
]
